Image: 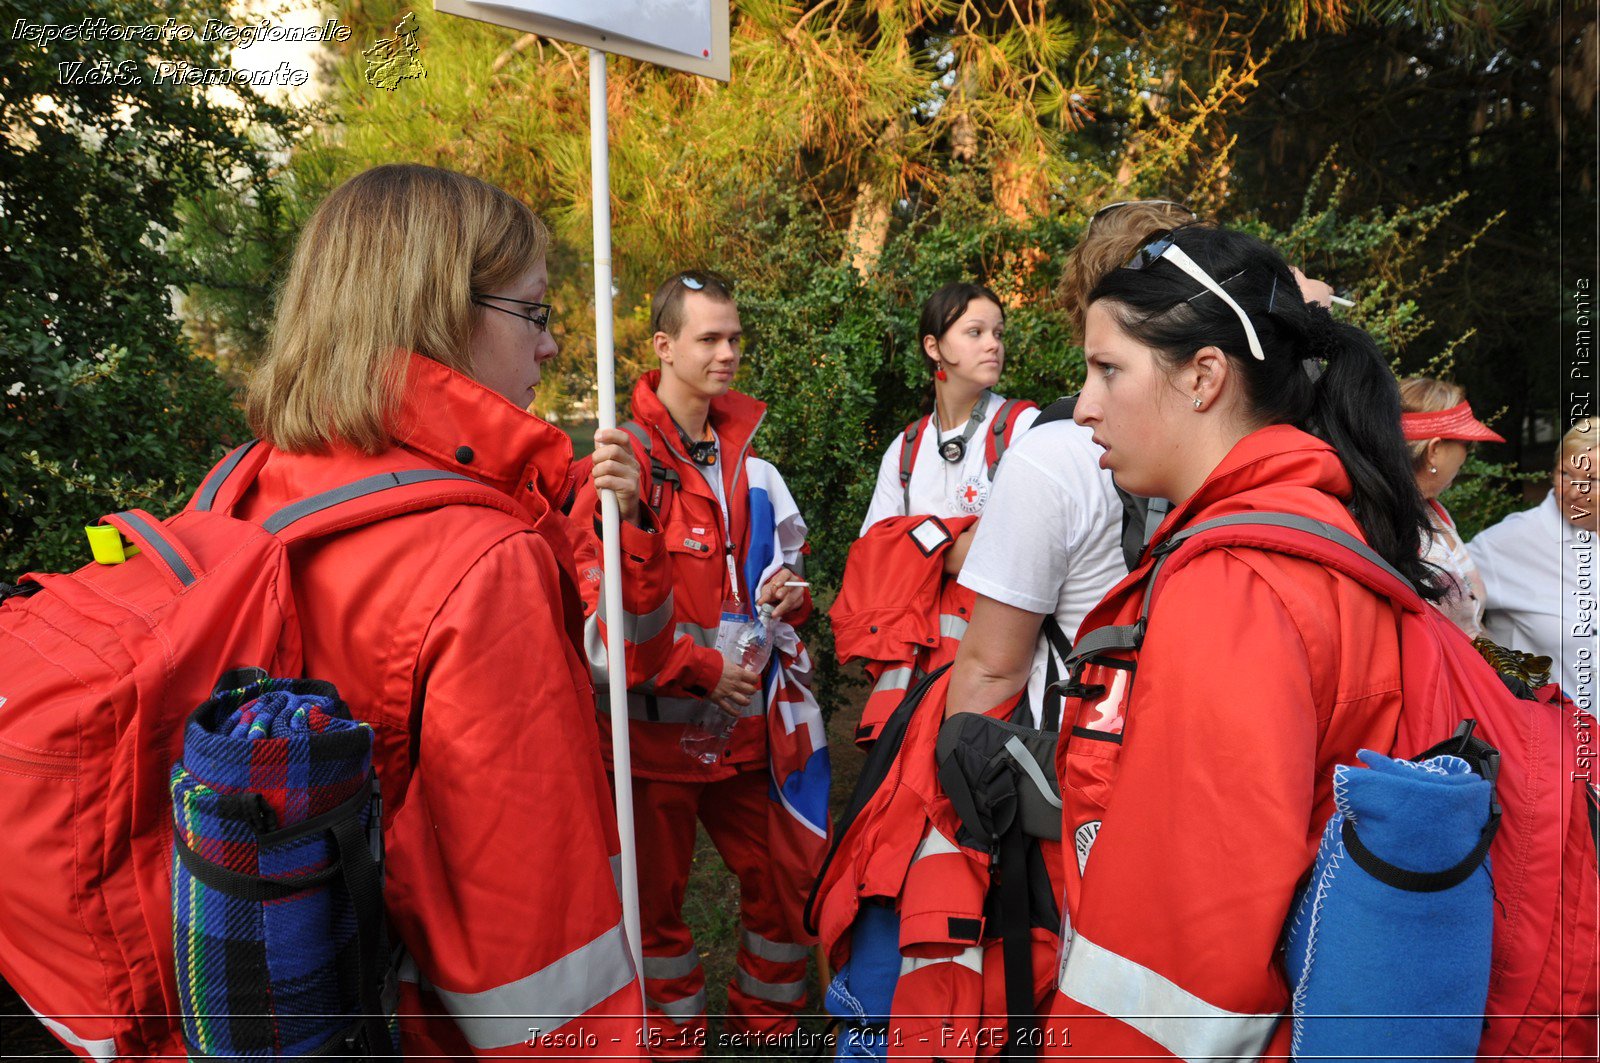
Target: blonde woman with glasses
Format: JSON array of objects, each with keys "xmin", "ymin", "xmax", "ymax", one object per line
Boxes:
[{"xmin": 232, "ymin": 164, "xmax": 666, "ymax": 1058}]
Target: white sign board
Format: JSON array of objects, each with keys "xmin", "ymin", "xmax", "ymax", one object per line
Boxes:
[{"xmin": 436, "ymin": 0, "xmax": 730, "ymax": 81}]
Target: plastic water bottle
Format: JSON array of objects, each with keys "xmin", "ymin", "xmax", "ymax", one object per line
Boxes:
[
  {"xmin": 681, "ymin": 604, "xmax": 775, "ymax": 764},
  {"xmin": 680, "ymin": 701, "xmax": 739, "ymax": 765}
]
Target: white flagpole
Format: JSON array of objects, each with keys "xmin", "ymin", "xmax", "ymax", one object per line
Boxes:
[{"xmin": 590, "ymin": 47, "xmax": 644, "ymax": 988}]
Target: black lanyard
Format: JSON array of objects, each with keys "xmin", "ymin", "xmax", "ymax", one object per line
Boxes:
[{"xmin": 936, "ymin": 391, "xmax": 990, "ymax": 464}]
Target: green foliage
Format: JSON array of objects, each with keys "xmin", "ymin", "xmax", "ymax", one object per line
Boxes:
[
  {"xmin": 1439, "ymin": 455, "xmax": 1546, "ymax": 541},
  {"xmin": 0, "ymin": 0, "xmax": 300, "ymax": 575},
  {"xmin": 727, "ymin": 174, "xmax": 1078, "ymax": 705}
]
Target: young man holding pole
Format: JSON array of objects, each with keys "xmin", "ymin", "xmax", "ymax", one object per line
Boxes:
[{"xmin": 588, "ymin": 270, "xmax": 816, "ymax": 1057}]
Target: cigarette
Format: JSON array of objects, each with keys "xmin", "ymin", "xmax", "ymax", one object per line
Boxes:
[
  {"xmin": 1329, "ymin": 294, "xmax": 1355, "ymax": 308},
  {"xmin": 781, "ymin": 581, "xmax": 811, "ymax": 588}
]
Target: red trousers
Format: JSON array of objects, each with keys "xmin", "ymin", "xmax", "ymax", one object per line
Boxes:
[{"xmin": 622, "ymin": 770, "xmax": 809, "ymax": 1059}]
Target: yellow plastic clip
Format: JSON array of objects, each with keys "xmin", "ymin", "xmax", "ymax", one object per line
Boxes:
[{"xmin": 85, "ymin": 524, "xmax": 136, "ymax": 565}]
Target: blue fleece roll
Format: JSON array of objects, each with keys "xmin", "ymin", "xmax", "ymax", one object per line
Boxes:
[
  {"xmin": 826, "ymin": 904, "xmax": 901, "ymax": 1060},
  {"xmin": 1285, "ymin": 749, "xmax": 1493, "ymax": 1062}
]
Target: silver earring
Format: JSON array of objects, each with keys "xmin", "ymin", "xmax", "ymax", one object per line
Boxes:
[
  {"xmin": 1193, "ymin": 397, "xmax": 1203, "ymax": 410},
  {"xmin": 1429, "ymin": 466, "xmax": 1438, "ymax": 474}
]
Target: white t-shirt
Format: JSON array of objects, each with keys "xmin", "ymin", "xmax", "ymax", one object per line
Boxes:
[
  {"xmin": 1467, "ymin": 491, "xmax": 1597, "ymax": 710},
  {"xmin": 860, "ymin": 392, "xmax": 1041, "ymax": 534},
  {"xmin": 957, "ymin": 418, "xmax": 1128, "ymax": 725}
]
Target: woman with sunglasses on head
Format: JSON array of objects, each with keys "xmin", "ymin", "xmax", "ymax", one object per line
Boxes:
[
  {"xmin": 1034, "ymin": 224, "xmax": 1444, "ymax": 1059},
  {"xmin": 834, "ymin": 282, "xmax": 1042, "ymax": 744},
  {"xmin": 1397, "ymin": 376, "xmax": 1505, "ymax": 637},
  {"xmin": 229, "ymin": 164, "xmax": 668, "ymax": 1058}
]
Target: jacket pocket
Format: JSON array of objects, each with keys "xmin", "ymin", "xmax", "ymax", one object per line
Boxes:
[{"xmin": 1058, "ymin": 656, "xmax": 1136, "ymax": 877}]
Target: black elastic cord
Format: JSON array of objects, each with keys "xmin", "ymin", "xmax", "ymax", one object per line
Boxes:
[{"xmin": 1340, "ymin": 812, "xmax": 1499, "ymax": 894}]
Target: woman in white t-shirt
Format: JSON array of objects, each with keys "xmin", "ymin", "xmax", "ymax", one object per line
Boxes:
[
  {"xmin": 835, "ymin": 283, "xmax": 1041, "ymax": 743},
  {"xmin": 1398, "ymin": 376, "xmax": 1505, "ymax": 637},
  {"xmin": 859, "ymin": 282, "xmax": 1040, "ymax": 537}
]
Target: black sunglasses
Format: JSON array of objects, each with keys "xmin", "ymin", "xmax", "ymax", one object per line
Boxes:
[
  {"xmin": 472, "ymin": 294, "xmax": 552, "ymax": 331},
  {"xmin": 675, "ymin": 270, "xmax": 734, "ymax": 295}
]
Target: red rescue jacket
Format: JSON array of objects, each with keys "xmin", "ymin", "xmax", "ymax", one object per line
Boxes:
[
  {"xmin": 1043, "ymin": 425, "xmax": 1406, "ymax": 1060},
  {"xmin": 228, "ymin": 354, "xmax": 666, "ymax": 1058},
  {"xmin": 831, "ymin": 514, "xmax": 978, "ymax": 745},
  {"xmin": 596, "ymin": 371, "xmax": 814, "ymax": 781}
]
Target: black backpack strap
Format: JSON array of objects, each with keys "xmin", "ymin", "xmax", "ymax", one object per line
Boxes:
[
  {"xmin": 898, "ymin": 415, "xmax": 930, "ymax": 513},
  {"xmin": 1031, "ymin": 395, "xmax": 1078, "ymax": 427},
  {"xmin": 984, "ymin": 399, "xmax": 1036, "ymax": 480},
  {"xmin": 994, "ymin": 808, "xmax": 1038, "ymax": 1060},
  {"xmin": 623, "ymin": 419, "xmax": 680, "ymax": 515},
  {"xmin": 1038, "ymin": 617, "xmax": 1073, "ymax": 732}
]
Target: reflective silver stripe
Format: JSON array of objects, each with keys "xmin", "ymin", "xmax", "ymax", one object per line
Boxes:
[
  {"xmin": 1058, "ymin": 933, "xmax": 1280, "ymax": 1062},
  {"xmin": 642, "ymin": 948, "xmax": 701, "ymax": 980},
  {"xmin": 648, "ymin": 987, "xmax": 708, "ymax": 1024},
  {"xmin": 872, "ymin": 666, "xmax": 914, "ymax": 695},
  {"xmin": 1004, "ymin": 735, "xmax": 1063, "ymax": 809},
  {"xmin": 426, "ymin": 920, "xmax": 637, "ymax": 1047},
  {"xmin": 584, "ymin": 613, "xmax": 610, "ymax": 682},
  {"xmin": 600, "ymin": 593, "xmax": 676, "ymax": 645},
  {"xmin": 741, "ymin": 928, "xmax": 810, "ymax": 964},
  {"xmin": 911, "ymin": 825, "xmax": 961, "ymax": 863},
  {"xmin": 587, "ymin": 598, "xmax": 677, "ymax": 683},
  {"xmin": 734, "ymin": 966, "xmax": 806, "ymax": 1004},
  {"xmin": 676, "ymin": 621, "xmax": 717, "ymax": 648},
  {"xmin": 609, "ymin": 854, "xmax": 622, "ymax": 896},
  {"xmin": 900, "ymin": 945, "xmax": 984, "ymax": 977},
  {"xmin": 23, "ymin": 999, "xmax": 115, "ymax": 1063},
  {"xmin": 939, "ymin": 613, "xmax": 969, "ymax": 640}
]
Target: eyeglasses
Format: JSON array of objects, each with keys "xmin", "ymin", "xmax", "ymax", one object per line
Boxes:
[
  {"xmin": 472, "ymin": 294, "xmax": 552, "ymax": 331},
  {"xmin": 1089, "ymin": 199, "xmax": 1197, "ymax": 231},
  {"xmin": 1122, "ymin": 232, "xmax": 1265, "ymax": 360}
]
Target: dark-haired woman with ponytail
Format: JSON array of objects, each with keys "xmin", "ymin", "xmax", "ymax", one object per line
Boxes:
[
  {"xmin": 832, "ymin": 282, "xmax": 1041, "ymax": 744},
  {"xmin": 1038, "ymin": 225, "xmax": 1441, "ymax": 1059}
]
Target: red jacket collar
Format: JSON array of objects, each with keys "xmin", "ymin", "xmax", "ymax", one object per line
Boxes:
[
  {"xmin": 629, "ymin": 370, "xmax": 766, "ymax": 460},
  {"xmin": 1152, "ymin": 424, "xmax": 1356, "ymax": 545},
  {"xmin": 390, "ymin": 352, "xmax": 575, "ymax": 514}
]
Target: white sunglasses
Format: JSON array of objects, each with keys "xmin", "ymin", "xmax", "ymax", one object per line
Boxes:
[{"xmin": 1123, "ymin": 233, "xmax": 1266, "ymax": 361}]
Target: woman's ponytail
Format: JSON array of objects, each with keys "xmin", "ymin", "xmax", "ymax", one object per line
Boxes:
[{"xmin": 1300, "ymin": 312, "xmax": 1444, "ymax": 599}]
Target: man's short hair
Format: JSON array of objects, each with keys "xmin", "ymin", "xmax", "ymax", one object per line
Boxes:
[
  {"xmin": 651, "ymin": 269, "xmax": 736, "ymax": 338},
  {"xmin": 1058, "ymin": 200, "xmax": 1200, "ymax": 340}
]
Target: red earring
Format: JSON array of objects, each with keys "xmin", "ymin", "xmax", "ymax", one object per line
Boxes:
[{"xmin": 935, "ymin": 368, "xmax": 947, "ymax": 381}]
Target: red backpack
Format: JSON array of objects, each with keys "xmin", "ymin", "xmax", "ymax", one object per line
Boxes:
[
  {"xmin": 1061, "ymin": 512, "xmax": 1598, "ymax": 1058},
  {"xmin": 0, "ymin": 441, "xmax": 512, "ymax": 1060}
]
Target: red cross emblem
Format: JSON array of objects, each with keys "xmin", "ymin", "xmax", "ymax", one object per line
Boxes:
[{"xmin": 961, "ymin": 483, "xmax": 980, "ymax": 505}]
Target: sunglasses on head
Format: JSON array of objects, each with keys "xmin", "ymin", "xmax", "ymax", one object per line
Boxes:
[
  {"xmin": 1122, "ymin": 232, "xmax": 1265, "ymax": 361},
  {"xmin": 676, "ymin": 270, "xmax": 734, "ymax": 295}
]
